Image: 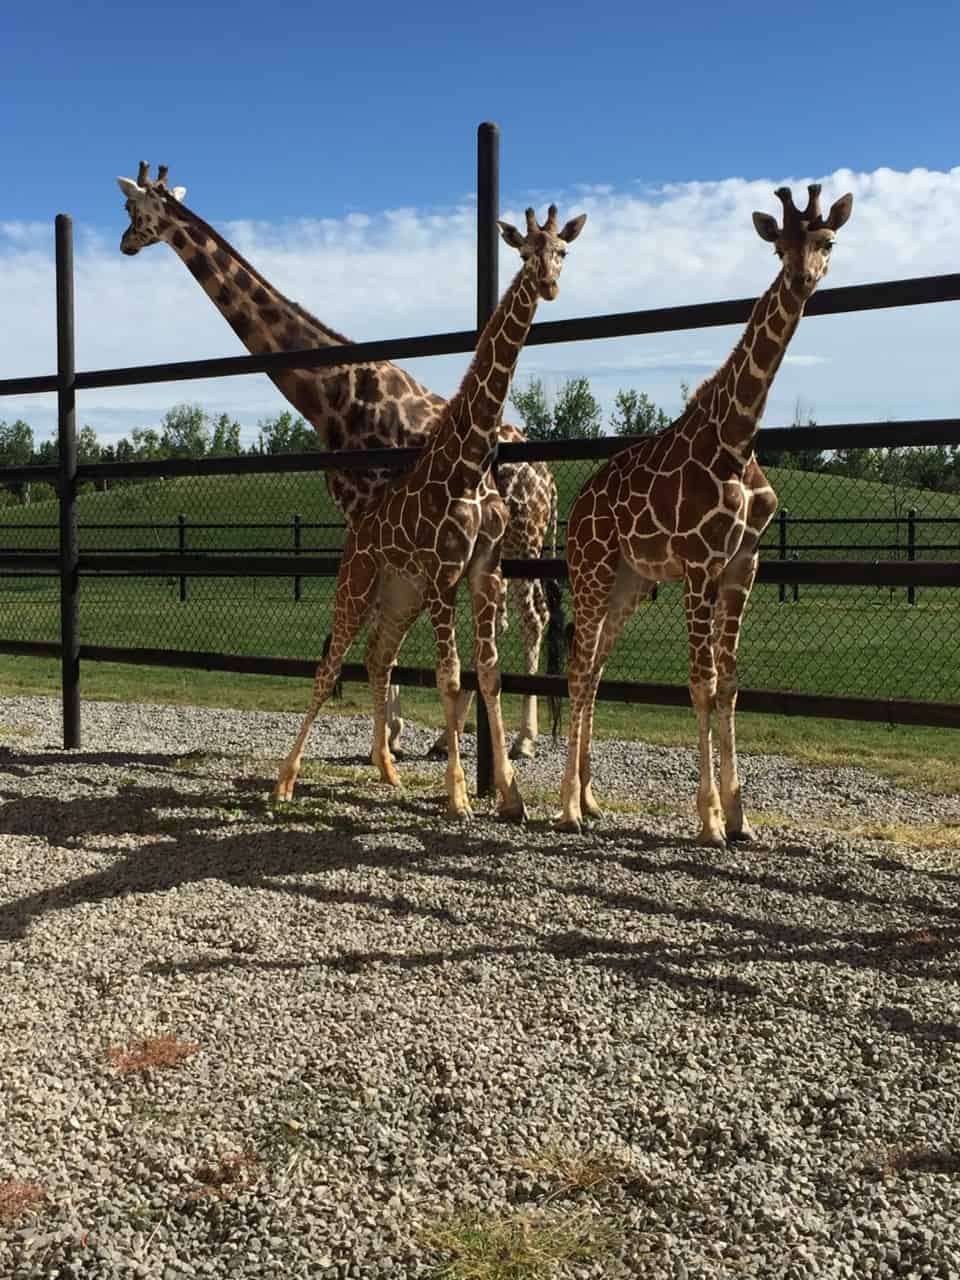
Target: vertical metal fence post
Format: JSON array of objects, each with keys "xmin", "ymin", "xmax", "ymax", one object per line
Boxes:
[
  {"xmin": 56, "ymin": 214, "xmax": 80, "ymax": 748},
  {"xmin": 475, "ymin": 120, "xmax": 499, "ymax": 799},
  {"xmin": 907, "ymin": 506, "xmax": 917, "ymax": 605},
  {"xmin": 178, "ymin": 513, "xmax": 188, "ymax": 602},
  {"xmin": 777, "ymin": 509, "xmax": 789, "ymax": 604},
  {"xmin": 293, "ymin": 513, "xmax": 302, "ymax": 603}
]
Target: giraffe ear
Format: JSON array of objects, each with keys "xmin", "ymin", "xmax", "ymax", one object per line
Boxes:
[
  {"xmin": 497, "ymin": 220, "xmax": 526, "ymax": 250},
  {"xmin": 171, "ymin": 186, "xmax": 187, "ymax": 203},
  {"xmin": 558, "ymin": 213, "xmax": 587, "ymax": 243},
  {"xmin": 752, "ymin": 211, "xmax": 780, "ymax": 243},
  {"xmin": 117, "ymin": 177, "xmax": 146, "ymax": 203},
  {"xmin": 826, "ymin": 193, "xmax": 853, "ymax": 231}
]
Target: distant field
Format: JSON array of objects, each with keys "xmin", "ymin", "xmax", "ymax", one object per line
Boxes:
[{"xmin": 0, "ymin": 463, "xmax": 957, "ymax": 706}]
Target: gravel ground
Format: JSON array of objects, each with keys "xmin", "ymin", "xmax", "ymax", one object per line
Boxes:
[{"xmin": 1, "ymin": 694, "xmax": 959, "ymax": 1280}]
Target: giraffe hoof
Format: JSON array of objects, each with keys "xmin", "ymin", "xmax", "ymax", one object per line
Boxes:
[
  {"xmin": 555, "ymin": 817, "xmax": 583, "ymax": 836},
  {"xmin": 446, "ymin": 802, "xmax": 473, "ymax": 821},
  {"xmin": 508, "ymin": 738, "xmax": 536, "ymax": 761},
  {"xmin": 726, "ymin": 825, "xmax": 756, "ymax": 843},
  {"xmin": 497, "ymin": 800, "xmax": 527, "ymax": 824},
  {"xmin": 695, "ymin": 828, "xmax": 727, "ymax": 848},
  {"xmin": 427, "ymin": 736, "xmax": 449, "ymax": 760}
]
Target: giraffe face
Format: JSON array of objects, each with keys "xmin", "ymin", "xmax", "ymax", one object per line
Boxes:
[
  {"xmin": 752, "ymin": 184, "xmax": 853, "ymax": 299},
  {"xmin": 497, "ymin": 205, "xmax": 587, "ymax": 301},
  {"xmin": 116, "ymin": 172, "xmax": 186, "ymax": 255}
]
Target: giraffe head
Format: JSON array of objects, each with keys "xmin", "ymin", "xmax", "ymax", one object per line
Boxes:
[
  {"xmin": 116, "ymin": 162, "xmax": 187, "ymax": 255},
  {"xmin": 497, "ymin": 204, "xmax": 587, "ymax": 301},
  {"xmin": 752, "ymin": 184, "xmax": 853, "ymax": 298}
]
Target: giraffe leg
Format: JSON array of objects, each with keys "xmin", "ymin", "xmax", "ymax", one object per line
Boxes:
[
  {"xmin": 581, "ymin": 567, "xmax": 654, "ymax": 820},
  {"xmin": 366, "ymin": 576, "xmax": 423, "ymax": 787},
  {"xmin": 684, "ymin": 569, "xmax": 725, "ymax": 846},
  {"xmin": 426, "ymin": 590, "xmax": 471, "ymax": 820},
  {"xmin": 426, "ymin": 688, "xmax": 472, "ymax": 760},
  {"xmin": 714, "ymin": 550, "xmax": 759, "ymax": 841},
  {"xmin": 385, "ymin": 677, "xmax": 405, "ymax": 759},
  {"xmin": 507, "ymin": 576, "xmax": 547, "ymax": 760},
  {"xmin": 469, "ymin": 562, "xmax": 526, "ymax": 823},
  {"xmin": 274, "ymin": 542, "xmax": 377, "ymax": 803}
]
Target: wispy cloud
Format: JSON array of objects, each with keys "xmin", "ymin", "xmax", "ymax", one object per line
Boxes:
[{"xmin": 1, "ymin": 166, "xmax": 958, "ymax": 443}]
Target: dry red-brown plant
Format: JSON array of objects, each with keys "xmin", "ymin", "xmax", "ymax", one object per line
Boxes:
[
  {"xmin": 0, "ymin": 1180, "xmax": 47, "ymax": 1226},
  {"xmin": 188, "ymin": 1152, "xmax": 261, "ymax": 1201},
  {"xmin": 107, "ymin": 1034, "xmax": 200, "ymax": 1074}
]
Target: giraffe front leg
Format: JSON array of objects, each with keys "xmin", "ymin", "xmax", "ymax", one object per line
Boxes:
[
  {"xmin": 714, "ymin": 553, "xmax": 759, "ymax": 841},
  {"xmin": 684, "ymin": 570, "xmax": 725, "ymax": 846},
  {"xmin": 428, "ymin": 592, "xmax": 471, "ymax": 820},
  {"xmin": 366, "ymin": 575, "xmax": 423, "ymax": 787},
  {"xmin": 426, "ymin": 688, "xmax": 473, "ymax": 759},
  {"xmin": 557, "ymin": 609, "xmax": 606, "ymax": 834},
  {"xmin": 507, "ymin": 578, "xmax": 545, "ymax": 761},
  {"xmin": 471, "ymin": 566, "xmax": 526, "ymax": 823}
]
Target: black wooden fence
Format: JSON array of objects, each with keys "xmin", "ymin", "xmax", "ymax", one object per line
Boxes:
[{"xmin": 1, "ymin": 122, "xmax": 959, "ymax": 792}]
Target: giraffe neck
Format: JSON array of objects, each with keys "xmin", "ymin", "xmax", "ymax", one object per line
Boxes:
[
  {"xmin": 693, "ymin": 271, "xmax": 807, "ymax": 460},
  {"xmin": 153, "ymin": 197, "xmax": 361, "ymax": 426},
  {"xmin": 427, "ymin": 267, "xmax": 540, "ymax": 486}
]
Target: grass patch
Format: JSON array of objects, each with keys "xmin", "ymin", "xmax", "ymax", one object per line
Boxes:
[
  {"xmin": 860, "ymin": 1143, "xmax": 960, "ymax": 1180},
  {"xmin": 417, "ymin": 1209, "xmax": 619, "ymax": 1279},
  {"xmin": 511, "ymin": 1147, "xmax": 644, "ymax": 1199},
  {"xmin": 0, "ymin": 1180, "xmax": 47, "ymax": 1226},
  {"xmin": 107, "ymin": 1035, "xmax": 201, "ymax": 1075}
]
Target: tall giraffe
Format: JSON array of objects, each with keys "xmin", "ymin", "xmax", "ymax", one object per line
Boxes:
[
  {"xmin": 558, "ymin": 184, "xmax": 853, "ymax": 841},
  {"xmin": 273, "ymin": 205, "xmax": 586, "ymax": 818},
  {"xmin": 116, "ymin": 163, "xmax": 559, "ymax": 761}
]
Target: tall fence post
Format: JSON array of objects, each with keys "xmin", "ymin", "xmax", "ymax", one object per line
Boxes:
[
  {"xmin": 907, "ymin": 506, "xmax": 917, "ymax": 605},
  {"xmin": 56, "ymin": 214, "xmax": 80, "ymax": 748},
  {"xmin": 178, "ymin": 513, "xmax": 188, "ymax": 602},
  {"xmin": 474, "ymin": 120, "xmax": 499, "ymax": 799},
  {"xmin": 293, "ymin": 513, "xmax": 302, "ymax": 603},
  {"xmin": 778, "ymin": 508, "xmax": 789, "ymax": 604}
]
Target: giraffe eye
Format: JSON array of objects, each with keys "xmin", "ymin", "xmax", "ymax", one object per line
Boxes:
[{"xmin": 822, "ymin": 241, "xmax": 833, "ymax": 252}]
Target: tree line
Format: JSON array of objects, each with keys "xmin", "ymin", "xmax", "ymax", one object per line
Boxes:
[{"xmin": 1, "ymin": 379, "xmax": 958, "ymax": 505}]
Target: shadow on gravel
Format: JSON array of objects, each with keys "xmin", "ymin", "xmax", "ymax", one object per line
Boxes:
[{"xmin": 2, "ymin": 770, "xmax": 959, "ymax": 1050}]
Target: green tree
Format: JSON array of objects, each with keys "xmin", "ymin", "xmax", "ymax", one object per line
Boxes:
[
  {"xmin": 256, "ymin": 411, "xmax": 319, "ymax": 454},
  {"xmin": 160, "ymin": 403, "xmax": 211, "ymax": 458},
  {"xmin": 510, "ymin": 376, "xmax": 602, "ymax": 442},
  {"xmin": 210, "ymin": 413, "xmax": 243, "ymax": 456},
  {"xmin": 610, "ymin": 389, "xmax": 671, "ymax": 438},
  {"xmin": 509, "ymin": 378, "xmax": 552, "ymax": 441},
  {"xmin": 0, "ymin": 419, "xmax": 35, "ymax": 503}
]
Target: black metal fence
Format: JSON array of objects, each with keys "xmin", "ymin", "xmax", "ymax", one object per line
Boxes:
[{"xmin": 1, "ymin": 123, "xmax": 959, "ymax": 793}]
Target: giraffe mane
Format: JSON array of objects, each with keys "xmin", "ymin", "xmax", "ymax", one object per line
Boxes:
[{"xmin": 156, "ymin": 187, "xmax": 355, "ymax": 348}]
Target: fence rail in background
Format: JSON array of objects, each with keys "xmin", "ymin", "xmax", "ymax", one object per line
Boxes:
[{"xmin": 0, "ymin": 123, "xmax": 959, "ymax": 779}]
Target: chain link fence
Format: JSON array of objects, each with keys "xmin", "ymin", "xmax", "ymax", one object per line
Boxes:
[{"xmin": 0, "ymin": 450, "xmax": 957, "ymax": 707}]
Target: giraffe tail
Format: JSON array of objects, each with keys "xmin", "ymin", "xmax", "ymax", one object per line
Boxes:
[
  {"xmin": 543, "ymin": 476, "xmax": 566, "ymax": 739},
  {"xmin": 321, "ymin": 632, "xmax": 344, "ymax": 702}
]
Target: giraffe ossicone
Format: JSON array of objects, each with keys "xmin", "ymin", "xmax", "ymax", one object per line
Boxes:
[
  {"xmin": 272, "ymin": 203, "xmax": 586, "ymax": 820},
  {"xmin": 558, "ymin": 182, "xmax": 853, "ymax": 842},
  {"xmin": 117, "ymin": 163, "xmax": 562, "ymax": 762}
]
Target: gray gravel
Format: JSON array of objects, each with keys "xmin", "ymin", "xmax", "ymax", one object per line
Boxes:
[{"xmin": 1, "ymin": 694, "xmax": 959, "ymax": 1279}]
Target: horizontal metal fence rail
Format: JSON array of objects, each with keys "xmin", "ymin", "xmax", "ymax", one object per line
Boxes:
[{"xmin": 3, "ymin": 273, "xmax": 959, "ymax": 400}]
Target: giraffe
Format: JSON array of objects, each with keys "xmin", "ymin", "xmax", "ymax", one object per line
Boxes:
[
  {"xmin": 273, "ymin": 204, "xmax": 586, "ymax": 818},
  {"xmin": 116, "ymin": 163, "xmax": 560, "ymax": 762},
  {"xmin": 558, "ymin": 183, "xmax": 853, "ymax": 842}
]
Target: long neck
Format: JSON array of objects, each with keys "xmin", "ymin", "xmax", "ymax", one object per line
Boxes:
[
  {"xmin": 693, "ymin": 270, "xmax": 807, "ymax": 458},
  {"xmin": 428, "ymin": 267, "xmax": 540, "ymax": 486},
  {"xmin": 156, "ymin": 198, "xmax": 353, "ymax": 418}
]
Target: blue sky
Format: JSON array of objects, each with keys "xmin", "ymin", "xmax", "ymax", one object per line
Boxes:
[{"xmin": 2, "ymin": 0, "xmax": 958, "ymax": 441}]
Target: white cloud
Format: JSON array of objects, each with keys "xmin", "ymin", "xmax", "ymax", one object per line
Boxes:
[{"xmin": 1, "ymin": 166, "xmax": 958, "ymax": 443}]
